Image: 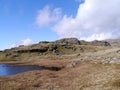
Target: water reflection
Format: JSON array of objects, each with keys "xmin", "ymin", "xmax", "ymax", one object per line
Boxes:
[{"xmin": 0, "ymin": 64, "xmax": 44, "ymax": 76}]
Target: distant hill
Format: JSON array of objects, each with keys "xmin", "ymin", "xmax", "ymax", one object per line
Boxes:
[{"xmin": 105, "ymin": 39, "xmax": 120, "ymax": 47}]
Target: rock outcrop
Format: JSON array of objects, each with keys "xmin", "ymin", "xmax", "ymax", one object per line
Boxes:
[
  {"xmin": 55, "ymin": 38, "xmax": 80, "ymax": 45},
  {"xmin": 90, "ymin": 40, "xmax": 111, "ymax": 46},
  {"xmin": 80, "ymin": 40, "xmax": 111, "ymax": 46},
  {"xmin": 0, "ymin": 38, "xmax": 111, "ymax": 61},
  {"xmin": 105, "ymin": 39, "xmax": 120, "ymax": 46}
]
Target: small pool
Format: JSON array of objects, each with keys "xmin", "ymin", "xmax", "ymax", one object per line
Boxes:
[{"xmin": 0, "ymin": 64, "xmax": 44, "ymax": 76}]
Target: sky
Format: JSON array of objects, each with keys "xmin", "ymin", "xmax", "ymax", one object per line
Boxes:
[{"xmin": 0, "ymin": 0, "xmax": 120, "ymax": 50}]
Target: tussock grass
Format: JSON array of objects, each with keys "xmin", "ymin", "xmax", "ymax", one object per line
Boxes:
[{"xmin": 112, "ymin": 79, "xmax": 120, "ymax": 88}]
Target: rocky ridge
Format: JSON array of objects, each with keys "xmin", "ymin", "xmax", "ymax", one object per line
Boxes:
[
  {"xmin": 105, "ymin": 39, "xmax": 120, "ymax": 47},
  {"xmin": 0, "ymin": 38, "xmax": 113, "ymax": 61}
]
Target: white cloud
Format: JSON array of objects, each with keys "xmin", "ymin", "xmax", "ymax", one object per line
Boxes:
[
  {"xmin": 36, "ymin": 5, "xmax": 62, "ymax": 27},
  {"xmin": 52, "ymin": 0, "xmax": 120, "ymax": 41},
  {"xmin": 10, "ymin": 38, "xmax": 33, "ymax": 48},
  {"xmin": 81, "ymin": 33, "xmax": 113, "ymax": 41}
]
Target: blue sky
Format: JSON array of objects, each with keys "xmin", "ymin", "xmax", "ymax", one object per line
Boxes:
[
  {"xmin": 0, "ymin": 0, "xmax": 81, "ymax": 50},
  {"xmin": 1, "ymin": 0, "xmax": 120, "ymax": 50}
]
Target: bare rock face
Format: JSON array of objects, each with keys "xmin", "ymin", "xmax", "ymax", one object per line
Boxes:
[
  {"xmin": 105, "ymin": 39, "xmax": 120, "ymax": 46},
  {"xmin": 55, "ymin": 38, "xmax": 80, "ymax": 45},
  {"xmin": 90, "ymin": 40, "xmax": 111, "ymax": 46},
  {"xmin": 76, "ymin": 40, "xmax": 111, "ymax": 46}
]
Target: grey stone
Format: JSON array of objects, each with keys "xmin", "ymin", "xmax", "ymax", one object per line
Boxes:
[
  {"xmin": 55, "ymin": 38, "xmax": 80, "ymax": 45},
  {"xmin": 66, "ymin": 61, "xmax": 77, "ymax": 68}
]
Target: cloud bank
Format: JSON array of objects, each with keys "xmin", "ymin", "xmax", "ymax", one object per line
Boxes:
[
  {"xmin": 36, "ymin": 5, "xmax": 62, "ymax": 27},
  {"xmin": 10, "ymin": 38, "xmax": 33, "ymax": 48},
  {"xmin": 36, "ymin": 0, "xmax": 120, "ymax": 41}
]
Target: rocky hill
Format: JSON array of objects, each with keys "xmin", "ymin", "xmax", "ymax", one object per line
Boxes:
[
  {"xmin": 105, "ymin": 39, "xmax": 120, "ymax": 47},
  {"xmin": 80, "ymin": 40, "xmax": 111, "ymax": 46},
  {"xmin": 0, "ymin": 38, "xmax": 111, "ymax": 61},
  {"xmin": 54, "ymin": 38, "xmax": 80, "ymax": 45}
]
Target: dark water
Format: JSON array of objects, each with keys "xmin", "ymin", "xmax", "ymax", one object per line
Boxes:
[{"xmin": 0, "ymin": 64, "xmax": 44, "ymax": 76}]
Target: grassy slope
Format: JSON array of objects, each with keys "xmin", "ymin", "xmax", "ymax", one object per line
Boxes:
[
  {"xmin": 0, "ymin": 61, "xmax": 119, "ymax": 90},
  {"xmin": 0, "ymin": 43, "xmax": 102, "ymax": 61}
]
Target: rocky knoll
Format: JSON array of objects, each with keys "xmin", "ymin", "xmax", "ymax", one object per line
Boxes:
[
  {"xmin": 105, "ymin": 39, "xmax": 120, "ymax": 47},
  {"xmin": 54, "ymin": 38, "xmax": 111, "ymax": 46},
  {"xmin": 0, "ymin": 38, "xmax": 111, "ymax": 61},
  {"xmin": 80, "ymin": 40, "xmax": 111, "ymax": 46},
  {"xmin": 90, "ymin": 40, "xmax": 111, "ymax": 46},
  {"xmin": 55, "ymin": 38, "xmax": 80, "ymax": 45}
]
